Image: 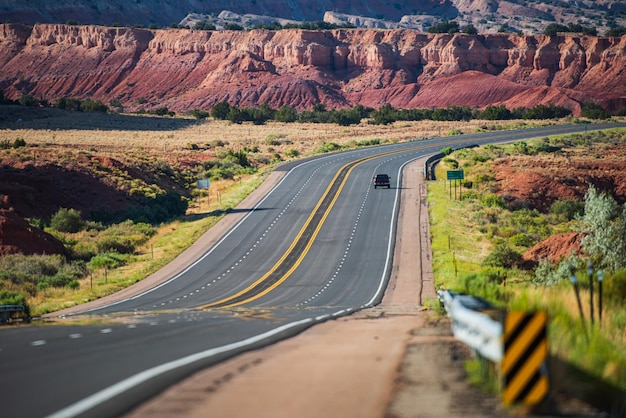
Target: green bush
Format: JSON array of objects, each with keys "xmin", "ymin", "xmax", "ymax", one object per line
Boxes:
[
  {"xmin": 509, "ymin": 233, "xmax": 536, "ymax": 247},
  {"xmin": 191, "ymin": 109, "xmax": 209, "ymax": 119},
  {"xmin": 550, "ymin": 199, "xmax": 584, "ymax": 222},
  {"xmin": 482, "ymin": 241, "xmax": 522, "ymax": 268},
  {"xmin": 480, "ymin": 193, "xmax": 505, "ymax": 208},
  {"xmin": 0, "ymin": 290, "xmax": 30, "ymax": 316},
  {"xmin": 0, "ymin": 254, "xmax": 86, "ymax": 295},
  {"xmin": 442, "ymin": 157, "xmax": 458, "ymax": 169},
  {"xmin": 13, "ymin": 138, "xmax": 26, "ymax": 148},
  {"xmin": 50, "ymin": 208, "xmax": 84, "ymax": 233},
  {"xmin": 314, "ymin": 142, "xmax": 342, "ymax": 153}
]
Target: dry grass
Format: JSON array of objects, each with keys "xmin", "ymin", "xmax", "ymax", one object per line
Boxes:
[{"xmin": 1, "ymin": 108, "xmax": 541, "ymax": 157}]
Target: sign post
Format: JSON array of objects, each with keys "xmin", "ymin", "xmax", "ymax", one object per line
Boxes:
[
  {"xmin": 197, "ymin": 179, "xmax": 210, "ymax": 208},
  {"xmin": 446, "ymin": 170, "xmax": 464, "ymax": 200}
]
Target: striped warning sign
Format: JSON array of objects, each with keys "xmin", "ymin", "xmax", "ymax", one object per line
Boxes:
[{"xmin": 502, "ymin": 311, "xmax": 549, "ymax": 405}]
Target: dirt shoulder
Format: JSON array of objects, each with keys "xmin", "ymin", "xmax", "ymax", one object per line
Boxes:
[{"xmin": 124, "ymin": 158, "xmax": 506, "ymax": 418}]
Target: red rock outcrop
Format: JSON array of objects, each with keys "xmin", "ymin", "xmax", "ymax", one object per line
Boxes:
[
  {"xmin": 522, "ymin": 232, "xmax": 582, "ymax": 267},
  {"xmin": 1, "ymin": 24, "xmax": 625, "ymax": 114},
  {"xmin": 0, "ymin": 208, "xmax": 68, "ymax": 256}
]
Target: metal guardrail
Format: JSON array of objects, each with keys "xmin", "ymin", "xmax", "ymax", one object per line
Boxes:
[
  {"xmin": 0, "ymin": 304, "xmax": 28, "ymax": 324},
  {"xmin": 437, "ymin": 290, "xmax": 503, "ymax": 362}
]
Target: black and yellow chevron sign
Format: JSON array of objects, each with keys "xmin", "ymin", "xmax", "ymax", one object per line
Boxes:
[{"xmin": 502, "ymin": 311, "xmax": 549, "ymax": 405}]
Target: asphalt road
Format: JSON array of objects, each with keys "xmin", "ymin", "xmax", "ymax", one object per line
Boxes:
[{"xmin": 0, "ymin": 122, "xmax": 622, "ymax": 418}]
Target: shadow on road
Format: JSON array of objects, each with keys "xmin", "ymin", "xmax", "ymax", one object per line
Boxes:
[{"xmin": 0, "ymin": 105, "xmax": 201, "ymax": 131}]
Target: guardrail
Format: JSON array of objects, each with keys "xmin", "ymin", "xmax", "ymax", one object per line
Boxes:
[
  {"xmin": 438, "ymin": 290, "xmax": 551, "ymax": 407},
  {"xmin": 437, "ymin": 290, "xmax": 503, "ymax": 362},
  {"xmin": 423, "ymin": 153, "xmax": 443, "ymax": 180},
  {"xmin": 423, "ymin": 144, "xmax": 479, "ymax": 181},
  {"xmin": 0, "ymin": 304, "xmax": 29, "ymax": 324}
]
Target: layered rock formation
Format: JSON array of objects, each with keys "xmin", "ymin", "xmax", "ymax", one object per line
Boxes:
[{"xmin": 1, "ymin": 23, "xmax": 625, "ymax": 115}]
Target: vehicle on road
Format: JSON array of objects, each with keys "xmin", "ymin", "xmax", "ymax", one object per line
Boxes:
[{"xmin": 373, "ymin": 174, "xmax": 391, "ymax": 189}]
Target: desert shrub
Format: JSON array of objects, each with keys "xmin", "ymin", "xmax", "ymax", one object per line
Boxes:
[
  {"xmin": 211, "ymin": 101, "xmax": 231, "ymax": 120},
  {"xmin": 314, "ymin": 142, "xmax": 342, "ymax": 153},
  {"xmin": 87, "ymin": 253, "xmax": 128, "ymax": 274},
  {"xmin": 13, "ymin": 138, "xmax": 26, "ymax": 148},
  {"xmin": 578, "ymin": 185, "xmax": 626, "ymax": 272},
  {"xmin": 480, "ymin": 104, "xmax": 512, "ymax": 120},
  {"xmin": 0, "ymin": 290, "xmax": 30, "ymax": 316},
  {"xmin": 509, "ymin": 233, "xmax": 536, "ymax": 247},
  {"xmin": 92, "ymin": 221, "xmax": 154, "ymax": 254},
  {"xmin": 191, "ymin": 109, "xmax": 209, "ymax": 119},
  {"xmin": 0, "ymin": 254, "xmax": 85, "ymax": 294},
  {"xmin": 442, "ymin": 157, "xmax": 458, "ymax": 168},
  {"xmin": 504, "ymin": 208, "xmax": 551, "ymax": 239},
  {"xmin": 355, "ymin": 139, "xmax": 382, "ymax": 147},
  {"xmin": 19, "ymin": 94, "xmax": 37, "ymax": 106},
  {"xmin": 480, "ymin": 193, "xmax": 505, "ymax": 208},
  {"xmin": 0, "ymin": 289, "xmax": 28, "ymax": 306},
  {"xmin": 285, "ymin": 148, "xmax": 300, "ymax": 158},
  {"xmin": 274, "ymin": 105, "xmax": 298, "ymax": 122},
  {"xmin": 533, "ymin": 255, "xmax": 581, "ymax": 287},
  {"xmin": 50, "ymin": 208, "xmax": 84, "ymax": 233},
  {"xmin": 550, "ymin": 199, "xmax": 585, "ymax": 222},
  {"xmin": 482, "ymin": 241, "xmax": 522, "ymax": 268},
  {"xmin": 427, "ymin": 20, "xmax": 460, "ymax": 34},
  {"xmin": 80, "ymin": 99, "xmax": 108, "ymax": 113}
]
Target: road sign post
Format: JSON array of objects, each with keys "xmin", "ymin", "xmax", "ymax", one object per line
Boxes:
[
  {"xmin": 446, "ymin": 170, "xmax": 464, "ymax": 200},
  {"xmin": 197, "ymin": 179, "xmax": 210, "ymax": 207}
]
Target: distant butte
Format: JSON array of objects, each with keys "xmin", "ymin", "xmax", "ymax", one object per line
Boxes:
[{"xmin": 1, "ymin": 24, "xmax": 625, "ymax": 115}]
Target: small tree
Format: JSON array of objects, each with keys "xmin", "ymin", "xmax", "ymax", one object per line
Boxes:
[
  {"xmin": 87, "ymin": 253, "xmax": 124, "ymax": 283},
  {"xmin": 211, "ymin": 101, "xmax": 231, "ymax": 120},
  {"xmin": 482, "ymin": 241, "xmax": 522, "ymax": 268},
  {"xmin": 50, "ymin": 208, "xmax": 84, "ymax": 233},
  {"xmin": 578, "ymin": 185, "xmax": 626, "ymax": 272}
]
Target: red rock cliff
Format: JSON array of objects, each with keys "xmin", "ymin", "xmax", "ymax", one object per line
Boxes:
[{"xmin": 1, "ymin": 24, "xmax": 625, "ymax": 114}]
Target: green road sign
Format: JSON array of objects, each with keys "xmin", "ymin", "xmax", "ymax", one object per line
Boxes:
[{"xmin": 447, "ymin": 170, "xmax": 464, "ymax": 180}]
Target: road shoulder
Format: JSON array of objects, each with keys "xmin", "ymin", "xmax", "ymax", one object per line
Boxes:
[{"xmin": 125, "ymin": 158, "xmax": 506, "ymax": 418}]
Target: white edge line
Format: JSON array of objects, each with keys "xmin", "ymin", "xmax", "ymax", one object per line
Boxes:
[
  {"xmin": 74, "ymin": 157, "xmax": 332, "ymax": 314},
  {"xmin": 46, "ymin": 317, "xmax": 313, "ymax": 418},
  {"xmin": 364, "ymin": 154, "xmax": 429, "ymax": 307}
]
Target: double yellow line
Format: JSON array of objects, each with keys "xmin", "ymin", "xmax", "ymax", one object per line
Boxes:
[{"xmin": 197, "ymin": 138, "xmax": 466, "ymax": 309}]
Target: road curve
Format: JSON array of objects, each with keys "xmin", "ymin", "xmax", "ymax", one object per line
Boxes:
[{"xmin": 1, "ymin": 122, "xmax": 623, "ymax": 418}]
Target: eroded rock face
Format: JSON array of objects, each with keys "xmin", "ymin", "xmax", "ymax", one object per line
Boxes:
[
  {"xmin": 0, "ymin": 209, "xmax": 68, "ymax": 256},
  {"xmin": 1, "ymin": 24, "xmax": 625, "ymax": 114}
]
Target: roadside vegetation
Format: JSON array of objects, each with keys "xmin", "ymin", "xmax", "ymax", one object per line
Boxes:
[
  {"xmin": 0, "ymin": 97, "xmax": 621, "ymax": 322},
  {"xmin": 4, "ymin": 88, "xmax": 622, "ymax": 127},
  {"xmin": 428, "ymin": 129, "xmax": 626, "ymax": 404}
]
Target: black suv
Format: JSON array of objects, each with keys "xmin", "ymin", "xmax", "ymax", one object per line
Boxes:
[{"xmin": 373, "ymin": 174, "xmax": 391, "ymax": 188}]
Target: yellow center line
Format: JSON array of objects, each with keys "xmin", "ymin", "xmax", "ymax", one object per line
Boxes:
[{"xmin": 196, "ymin": 137, "xmax": 486, "ymax": 309}]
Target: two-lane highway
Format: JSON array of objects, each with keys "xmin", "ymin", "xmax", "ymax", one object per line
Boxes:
[{"xmin": 1, "ymin": 123, "xmax": 622, "ymax": 417}]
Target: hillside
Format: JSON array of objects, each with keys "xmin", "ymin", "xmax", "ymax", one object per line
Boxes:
[
  {"xmin": 1, "ymin": 23, "xmax": 625, "ymax": 115},
  {"xmin": 0, "ymin": 0, "xmax": 625, "ymax": 36}
]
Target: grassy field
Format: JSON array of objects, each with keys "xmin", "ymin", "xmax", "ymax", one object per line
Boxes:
[
  {"xmin": 428, "ymin": 132, "xmax": 626, "ymax": 409},
  {"xmin": 1, "ymin": 111, "xmax": 557, "ymax": 317}
]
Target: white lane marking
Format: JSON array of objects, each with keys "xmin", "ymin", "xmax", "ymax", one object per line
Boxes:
[
  {"xmin": 100, "ymin": 329, "xmax": 112, "ymax": 334},
  {"xmin": 364, "ymin": 157, "xmax": 419, "ymax": 308},
  {"xmin": 31, "ymin": 340, "xmax": 46, "ymax": 346},
  {"xmin": 69, "ymin": 334, "xmax": 82, "ymax": 339},
  {"xmin": 46, "ymin": 318, "xmax": 314, "ymax": 418}
]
